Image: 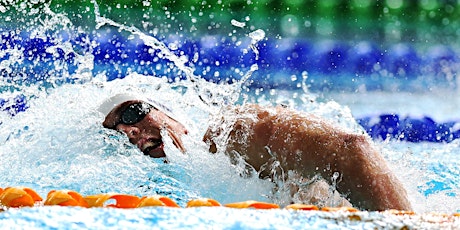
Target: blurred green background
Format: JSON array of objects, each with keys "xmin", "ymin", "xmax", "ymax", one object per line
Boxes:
[{"xmin": 1, "ymin": 0, "xmax": 459, "ymax": 46}]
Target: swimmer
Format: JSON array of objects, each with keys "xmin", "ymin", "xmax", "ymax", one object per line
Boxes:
[{"xmin": 98, "ymin": 94, "xmax": 412, "ymax": 211}]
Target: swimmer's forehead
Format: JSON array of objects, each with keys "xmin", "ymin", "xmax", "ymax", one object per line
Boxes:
[{"xmin": 102, "ymin": 99, "xmax": 147, "ymax": 129}]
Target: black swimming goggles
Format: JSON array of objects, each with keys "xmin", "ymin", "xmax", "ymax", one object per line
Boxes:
[{"xmin": 117, "ymin": 102, "xmax": 154, "ymax": 126}]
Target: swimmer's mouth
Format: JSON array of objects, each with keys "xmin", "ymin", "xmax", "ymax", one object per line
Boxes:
[{"xmin": 141, "ymin": 138, "xmax": 165, "ymax": 158}]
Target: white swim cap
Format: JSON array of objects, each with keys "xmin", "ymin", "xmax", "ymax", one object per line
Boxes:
[
  {"xmin": 98, "ymin": 93, "xmax": 175, "ymax": 120},
  {"xmin": 98, "ymin": 94, "xmax": 141, "ymax": 117}
]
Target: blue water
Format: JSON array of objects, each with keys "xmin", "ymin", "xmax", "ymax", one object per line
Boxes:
[
  {"xmin": 1, "ymin": 1, "xmax": 460, "ymax": 229},
  {"xmin": 2, "ymin": 206, "xmax": 456, "ymax": 230}
]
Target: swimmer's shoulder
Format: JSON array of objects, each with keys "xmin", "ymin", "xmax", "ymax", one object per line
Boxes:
[{"xmin": 221, "ymin": 104, "xmax": 323, "ymax": 124}]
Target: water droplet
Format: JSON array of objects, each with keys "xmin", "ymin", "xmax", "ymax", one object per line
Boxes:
[{"xmin": 231, "ymin": 19, "xmax": 245, "ymax": 28}]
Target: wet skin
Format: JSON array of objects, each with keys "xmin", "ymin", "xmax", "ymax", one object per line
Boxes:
[
  {"xmin": 203, "ymin": 105, "xmax": 411, "ymax": 211},
  {"xmin": 102, "ymin": 100, "xmax": 188, "ymax": 158},
  {"xmin": 103, "ymin": 101, "xmax": 412, "ymax": 211}
]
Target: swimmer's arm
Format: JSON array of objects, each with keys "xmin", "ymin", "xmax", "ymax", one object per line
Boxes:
[
  {"xmin": 266, "ymin": 113, "xmax": 412, "ymax": 211},
  {"xmin": 202, "ymin": 104, "xmax": 273, "ymax": 169},
  {"xmin": 203, "ymin": 105, "xmax": 412, "ymax": 211},
  {"xmin": 320, "ymin": 133, "xmax": 412, "ymax": 211}
]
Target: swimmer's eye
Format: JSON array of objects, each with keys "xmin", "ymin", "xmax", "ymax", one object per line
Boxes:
[{"xmin": 117, "ymin": 102, "xmax": 154, "ymax": 126}]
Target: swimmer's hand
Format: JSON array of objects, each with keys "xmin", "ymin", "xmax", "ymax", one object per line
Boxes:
[{"xmin": 167, "ymin": 129, "xmax": 187, "ymax": 153}]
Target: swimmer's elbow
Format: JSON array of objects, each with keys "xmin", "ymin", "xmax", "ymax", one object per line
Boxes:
[
  {"xmin": 203, "ymin": 130, "xmax": 218, "ymax": 153},
  {"xmin": 208, "ymin": 141, "xmax": 217, "ymax": 153}
]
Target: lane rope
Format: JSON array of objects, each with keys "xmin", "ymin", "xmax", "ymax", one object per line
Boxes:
[{"xmin": 1, "ymin": 186, "xmax": 459, "ymax": 218}]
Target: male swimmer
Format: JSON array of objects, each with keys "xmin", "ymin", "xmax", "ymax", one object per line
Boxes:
[{"xmin": 98, "ymin": 94, "xmax": 412, "ymax": 211}]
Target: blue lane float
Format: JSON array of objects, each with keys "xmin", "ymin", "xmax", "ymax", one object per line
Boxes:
[
  {"xmin": 2, "ymin": 30, "xmax": 459, "ymax": 87},
  {"xmin": 347, "ymin": 41, "xmax": 384, "ymax": 75},
  {"xmin": 357, "ymin": 114, "xmax": 460, "ymax": 143},
  {"xmin": 383, "ymin": 43, "xmax": 421, "ymax": 78},
  {"xmin": 422, "ymin": 45, "xmax": 459, "ymax": 79}
]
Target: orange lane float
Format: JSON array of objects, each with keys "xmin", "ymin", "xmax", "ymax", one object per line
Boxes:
[
  {"xmin": 84, "ymin": 194, "xmax": 142, "ymax": 208},
  {"xmin": 321, "ymin": 206, "xmax": 359, "ymax": 212},
  {"xmin": 186, "ymin": 198, "xmax": 221, "ymax": 207},
  {"xmin": 0, "ymin": 187, "xmax": 43, "ymax": 208},
  {"xmin": 44, "ymin": 191, "xmax": 181, "ymax": 208},
  {"xmin": 224, "ymin": 200, "xmax": 280, "ymax": 209},
  {"xmin": 285, "ymin": 204, "xmax": 320, "ymax": 211},
  {"xmin": 1, "ymin": 186, "xmax": 459, "ymax": 218},
  {"xmin": 384, "ymin": 209, "xmax": 416, "ymax": 216},
  {"xmin": 44, "ymin": 190, "xmax": 88, "ymax": 208},
  {"xmin": 137, "ymin": 195, "xmax": 180, "ymax": 208}
]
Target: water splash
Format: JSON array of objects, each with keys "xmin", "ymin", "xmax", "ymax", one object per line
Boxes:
[
  {"xmin": 90, "ymin": 0, "xmax": 262, "ymax": 114},
  {"xmin": 0, "ymin": 0, "xmax": 459, "ymax": 215},
  {"xmin": 248, "ymin": 29, "xmax": 265, "ymax": 61}
]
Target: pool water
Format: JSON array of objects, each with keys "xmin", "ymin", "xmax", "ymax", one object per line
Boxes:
[
  {"xmin": 2, "ymin": 205, "xmax": 458, "ymax": 229},
  {"xmin": 1, "ymin": 0, "xmax": 460, "ymax": 229}
]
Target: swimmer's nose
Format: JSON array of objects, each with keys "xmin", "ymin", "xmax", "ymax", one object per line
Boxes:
[{"xmin": 117, "ymin": 124, "xmax": 141, "ymax": 139}]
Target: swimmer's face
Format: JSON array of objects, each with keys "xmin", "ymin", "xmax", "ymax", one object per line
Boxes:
[{"xmin": 102, "ymin": 100, "xmax": 188, "ymax": 158}]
